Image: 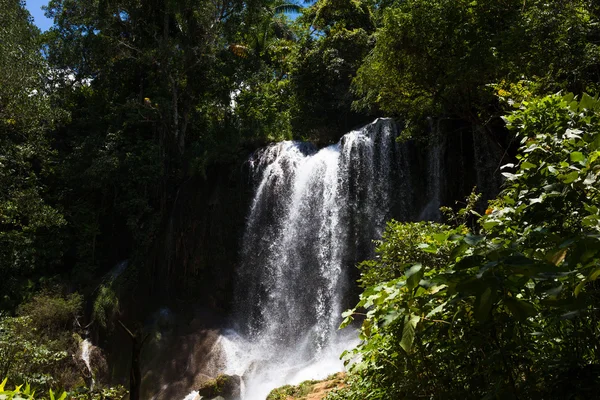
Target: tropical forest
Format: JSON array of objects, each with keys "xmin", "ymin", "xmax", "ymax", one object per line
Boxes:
[{"xmin": 2, "ymin": 0, "xmax": 600, "ymax": 399}]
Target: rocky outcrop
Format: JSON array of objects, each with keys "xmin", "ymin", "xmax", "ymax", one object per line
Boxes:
[
  {"xmin": 197, "ymin": 374, "xmax": 241, "ymax": 399},
  {"xmin": 139, "ymin": 319, "xmax": 228, "ymax": 400},
  {"xmin": 267, "ymin": 372, "xmax": 347, "ymax": 400}
]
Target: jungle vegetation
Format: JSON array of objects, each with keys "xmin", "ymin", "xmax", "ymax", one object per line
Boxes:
[{"xmin": 2, "ymin": 0, "xmax": 600, "ymax": 398}]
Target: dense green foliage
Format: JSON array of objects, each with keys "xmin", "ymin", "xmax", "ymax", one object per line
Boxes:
[
  {"xmin": 0, "ymin": 0, "xmax": 68, "ymax": 310},
  {"xmin": 0, "ymin": 292, "xmax": 127, "ymax": 397},
  {"xmin": 354, "ymin": 0, "xmax": 600, "ymax": 135},
  {"xmin": 2, "ymin": 292, "xmax": 84, "ymax": 390},
  {"xmin": 3, "ymin": 0, "xmax": 600, "ymax": 395},
  {"xmin": 332, "ymin": 93, "xmax": 600, "ymax": 399}
]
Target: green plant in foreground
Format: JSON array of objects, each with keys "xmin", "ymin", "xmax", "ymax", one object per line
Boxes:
[
  {"xmin": 0, "ymin": 377, "xmax": 127, "ymax": 400},
  {"xmin": 337, "ymin": 93, "xmax": 600, "ymax": 399},
  {"xmin": 0, "ymin": 378, "xmax": 66, "ymax": 400}
]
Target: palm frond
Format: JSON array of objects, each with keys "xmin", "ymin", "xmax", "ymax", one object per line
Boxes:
[{"xmin": 273, "ymin": 3, "xmax": 302, "ymax": 14}]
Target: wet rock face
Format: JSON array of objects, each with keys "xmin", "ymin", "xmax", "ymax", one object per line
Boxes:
[
  {"xmin": 197, "ymin": 374, "xmax": 241, "ymax": 400},
  {"xmin": 147, "ymin": 163, "xmax": 252, "ymax": 311}
]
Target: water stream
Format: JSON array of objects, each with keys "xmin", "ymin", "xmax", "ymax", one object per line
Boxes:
[
  {"xmin": 81, "ymin": 338, "xmax": 95, "ymax": 391},
  {"xmin": 221, "ymin": 118, "xmax": 402, "ymax": 399}
]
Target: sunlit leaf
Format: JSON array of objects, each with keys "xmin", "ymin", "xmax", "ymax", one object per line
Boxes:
[{"xmin": 400, "ymin": 314, "xmax": 420, "ymax": 353}]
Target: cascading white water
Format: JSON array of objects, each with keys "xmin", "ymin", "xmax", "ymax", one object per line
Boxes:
[
  {"xmin": 81, "ymin": 339, "xmax": 95, "ymax": 391},
  {"xmin": 222, "ymin": 118, "xmax": 402, "ymax": 399}
]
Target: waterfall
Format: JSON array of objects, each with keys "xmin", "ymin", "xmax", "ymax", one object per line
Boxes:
[
  {"xmin": 81, "ymin": 338, "xmax": 95, "ymax": 391},
  {"xmin": 223, "ymin": 118, "xmax": 402, "ymax": 399},
  {"xmin": 419, "ymin": 120, "xmax": 445, "ymax": 221}
]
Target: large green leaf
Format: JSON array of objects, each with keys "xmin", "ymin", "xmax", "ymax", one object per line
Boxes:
[
  {"xmin": 570, "ymin": 152, "xmax": 585, "ymax": 163},
  {"xmin": 580, "ymin": 92, "xmax": 597, "ymax": 110},
  {"xmin": 400, "ymin": 314, "xmax": 420, "ymax": 353},
  {"xmin": 405, "ymin": 264, "xmax": 424, "ymax": 291}
]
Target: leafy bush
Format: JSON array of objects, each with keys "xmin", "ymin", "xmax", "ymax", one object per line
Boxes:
[
  {"xmin": 1, "ymin": 293, "xmax": 83, "ymax": 392},
  {"xmin": 336, "ymin": 93, "xmax": 600, "ymax": 399},
  {"xmin": 17, "ymin": 293, "xmax": 82, "ymax": 336},
  {"xmin": 0, "ymin": 377, "xmax": 127, "ymax": 400},
  {"xmin": 92, "ymin": 286, "xmax": 120, "ymax": 331},
  {"xmin": 358, "ymin": 220, "xmax": 462, "ymax": 288}
]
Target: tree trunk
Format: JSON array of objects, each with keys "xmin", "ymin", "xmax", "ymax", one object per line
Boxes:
[{"xmin": 118, "ymin": 320, "xmax": 148, "ymax": 400}]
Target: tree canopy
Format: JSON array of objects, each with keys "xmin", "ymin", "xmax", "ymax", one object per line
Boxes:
[{"xmin": 2, "ymin": 0, "xmax": 600, "ymax": 397}]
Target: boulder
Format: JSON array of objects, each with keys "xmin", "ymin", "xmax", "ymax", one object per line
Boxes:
[{"xmin": 197, "ymin": 374, "xmax": 241, "ymax": 400}]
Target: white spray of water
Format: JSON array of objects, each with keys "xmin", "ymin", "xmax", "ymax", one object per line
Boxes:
[
  {"xmin": 81, "ymin": 339, "xmax": 95, "ymax": 391},
  {"xmin": 223, "ymin": 119, "xmax": 402, "ymax": 400},
  {"xmin": 181, "ymin": 391, "xmax": 199, "ymax": 400}
]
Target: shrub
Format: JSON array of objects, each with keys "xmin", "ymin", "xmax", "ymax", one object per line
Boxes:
[
  {"xmin": 1, "ymin": 292, "xmax": 83, "ymax": 391},
  {"xmin": 337, "ymin": 93, "xmax": 600, "ymax": 399}
]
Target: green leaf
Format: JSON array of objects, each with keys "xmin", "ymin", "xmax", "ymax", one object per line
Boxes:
[
  {"xmin": 483, "ymin": 219, "xmax": 500, "ymax": 230},
  {"xmin": 454, "ymin": 255, "xmax": 482, "ymax": 271},
  {"xmin": 504, "ymin": 297, "xmax": 536, "ymax": 321},
  {"xmin": 570, "ymin": 152, "xmax": 585, "ymax": 163},
  {"xmin": 474, "ymin": 286, "xmax": 495, "ymax": 322},
  {"xmin": 580, "ymin": 92, "xmax": 596, "ymax": 110},
  {"xmin": 433, "ymin": 232, "xmax": 450, "ymax": 243},
  {"xmin": 400, "ymin": 314, "xmax": 420, "ymax": 353},
  {"xmin": 561, "ymin": 171, "xmax": 579, "ymax": 184},
  {"xmin": 450, "ymin": 241, "xmax": 469, "ymax": 260},
  {"xmin": 382, "ymin": 310, "xmax": 401, "ymax": 326},
  {"xmin": 418, "ymin": 243, "xmax": 438, "ymax": 254},
  {"xmin": 505, "ymin": 256, "xmax": 565, "ymax": 277},
  {"xmin": 464, "ymin": 234, "xmax": 485, "ymax": 246},
  {"xmin": 406, "ymin": 264, "xmax": 424, "ymax": 291},
  {"xmin": 575, "ymin": 280, "xmax": 587, "ymax": 297},
  {"xmin": 521, "ymin": 161, "xmax": 536, "ymax": 170},
  {"xmin": 563, "ymin": 92, "xmax": 575, "ymax": 103},
  {"xmin": 426, "ymin": 301, "xmax": 447, "ymax": 318},
  {"xmin": 582, "ymin": 215, "xmax": 599, "ymax": 227},
  {"xmin": 589, "ymin": 268, "xmax": 600, "ymax": 281}
]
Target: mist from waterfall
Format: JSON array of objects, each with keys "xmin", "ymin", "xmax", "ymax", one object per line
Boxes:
[{"xmin": 222, "ymin": 118, "xmax": 403, "ymax": 399}]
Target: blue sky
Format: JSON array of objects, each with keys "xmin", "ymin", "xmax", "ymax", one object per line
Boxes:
[{"xmin": 25, "ymin": 0, "xmax": 53, "ymax": 31}]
